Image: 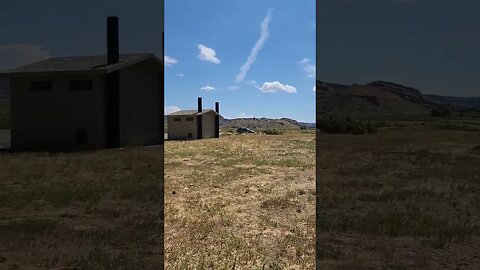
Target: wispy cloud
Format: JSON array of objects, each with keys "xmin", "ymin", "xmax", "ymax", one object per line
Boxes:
[
  {"xmin": 312, "ymin": 85, "xmax": 316, "ymax": 91},
  {"xmin": 165, "ymin": 106, "xmax": 181, "ymax": 115},
  {"xmin": 296, "ymin": 58, "xmax": 311, "ymax": 65},
  {"xmin": 197, "ymin": 44, "xmax": 221, "ymax": 64},
  {"xmin": 227, "ymin": 85, "xmax": 239, "ymax": 90},
  {"xmin": 201, "ymin": 85, "xmax": 215, "ymax": 91},
  {"xmin": 175, "ymin": 73, "xmax": 184, "ymax": 77},
  {"xmin": 235, "ymin": 8, "xmax": 273, "ymax": 83},
  {"xmin": 259, "ymin": 81, "xmax": 297, "ymax": 93},
  {"xmin": 304, "ymin": 64, "xmax": 315, "ymax": 78},
  {"xmin": 297, "ymin": 57, "xmax": 315, "ymax": 78},
  {"xmin": 164, "ymin": 55, "xmax": 178, "ymax": 66}
]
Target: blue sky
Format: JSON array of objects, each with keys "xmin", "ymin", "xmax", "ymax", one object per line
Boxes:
[
  {"xmin": 165, "ymin": 0, "xmax": 316, "ymax": 122},
  {"xmin": 318, "ymin": 0, "xmax": 480, "ymax": 97}
]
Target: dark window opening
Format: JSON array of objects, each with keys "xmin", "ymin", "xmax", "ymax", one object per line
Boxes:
[
  {"xmin": 30, "ymin": 81, "xmax": 52, "ymax": 92},
  {"xmin": 70, "ymin": 80, "xmax": 93, "ymax": 91},
  {"xmin": 186, "ymin": 117, "xmax": 194, "ymax": 121},
  {"xmin": 188, "ymin": 133, "xmax": 192, "ymax": 139},
  {"xmin": 75, "ymin": 129, "xmax": 88, "ymax": 144},
  {"xmin": 173, "ymin": 117, "xmax": 181, "ymax": 122}
]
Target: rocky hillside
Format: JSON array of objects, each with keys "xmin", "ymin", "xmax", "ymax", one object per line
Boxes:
[{"xmin": 316, "ymin": 80, "xmax": 480, "ymax": 120}]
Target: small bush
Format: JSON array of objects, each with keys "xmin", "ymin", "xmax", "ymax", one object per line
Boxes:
[
  {"xmin": 432, "ymin": 107, "xmax": 451, "ymax": 117},
  {"xmin": 317, "ymin": 116, "xmax": 377, "ymax": 135},
  {"xmin": 263, "ymin": 129, "xmax": 283, "ymax": 135}
]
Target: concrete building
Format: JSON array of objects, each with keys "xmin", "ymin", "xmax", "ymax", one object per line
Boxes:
[
  {"xmin": 167, "ymin": 97, "xmax": 221, "ymax": 140},
  {"xmin": 0, "ymin": 17, "xmax": 164, "ymax": 151}
]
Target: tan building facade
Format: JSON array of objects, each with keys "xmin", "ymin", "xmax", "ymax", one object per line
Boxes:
[
  {"xmin": 0, "ymin": 17, "xmax": 164, "ymax": 151},
  {"xmin": 167, "ymin": 98, "xmax": 220, "ymax": 140}
]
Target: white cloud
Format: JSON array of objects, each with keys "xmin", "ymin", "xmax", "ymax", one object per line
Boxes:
[
  {"xmin": 197, "ymin": 44, "xmax": 221, "ymax": 64},
  {"xmin": 164, "ymin": 55, "xmax": 178, "ymax": 66},
  {"xmin": 297, "ymin": 57, "xmax": 315, "ymax": 78},
  {"xmin": 235, "ymin": 8, "xmax": 273, "ymax": 83},
  {"xmin": 246, "ymin": 80, "xmax": 258, "ymax": 85},
  {"xmin": 259, "ymin": 81, "xmax": 297, "ymax": 93},
  {"xmin": 201, "ymin": 85, "xmax": 215, "ymax": 91},
  {"xmin": 227, "ymin": 85, "xmax": 239, "ymax": 90},
  {"xmin": 175, "ymin": 73, "xmax": 184, "ymax": 77},
  {"xmin": 0, "ymin": 44, "xmax": 50, "ymax": 71},
  {"xmin": 238, "ymin": 112, "xmax": 254, "ymax": 118},
  {"xmin": 313, "ymin": 85, "xmax": 316, "ymax": 91},
  {"xmin": 296, "ymin": 58, "xmax": 311, "ymax": 65},
  {"xmin": 304, "ymin": 64, "xmax": 316, "ymax": 78},
  {"xmin": 165, "ymin": 106, "xmax": 181, "ymax": 115}
]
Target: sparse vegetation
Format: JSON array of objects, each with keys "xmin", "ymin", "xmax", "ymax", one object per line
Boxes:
[
  {"xmin": 165, "ymin": 131, "xmax": 315, "ymax": 269},
  {"xmin": 318, "ymin": 123, "xmax": 480, "ymax": 268},
  {"xmin": 431, "ymin": 106, "xmax": 451, "ymax": 117},
  {"xmin": 317, "ymin": 116, "xmax": 377, "ymax": 135},
  {"xmin": 263, "ymin": 128, "xmax": 284, "ymax": 135},
  {"xmin": 0, "ymin": 148, "xmax": 163, "ymax": 269}
]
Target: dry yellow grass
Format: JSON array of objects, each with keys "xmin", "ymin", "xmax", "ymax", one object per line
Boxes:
[
  {"xmin": 0, "ymin": 147, "xmax": 163, "ymax": 269},
  {"xmin": 164, "ymin": 130, "xmax": 316, "ymax": 269},
  {"xmin": 318, "ymin": 122, "xmax": 480, "ymax": 269}
]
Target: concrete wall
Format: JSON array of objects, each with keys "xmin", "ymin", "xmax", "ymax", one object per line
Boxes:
[
  {"xmin": 167, "ymin": 111, "xmax": 218, "ymax": 140},
  {"xmin": 167, "ymin": 115, "xmax": 197, "ymax": 140},
  {"xmin": 10, "ymin": 74, "xmax": 106, "ymax": 150},
  {"xmin": 119, "ymin": 59, "xmax": 162, "ymax": 146},
  {"xmin": 202, "ymin": 112, "xmax": 216, "ymax": 139}
]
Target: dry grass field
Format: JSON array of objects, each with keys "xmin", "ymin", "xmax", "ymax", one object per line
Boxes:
[
  {"xmin": 318, "ymin": 120, "xmax": 480, "ymax": 269},
  {"xmin": 2, "ymin": 119, "xmax": 479, "ymax": 269},
  {"xmin": 0, "ymin": 147, "xmax": 163, "ymax": 269},
  {"xmin": 164, "ymin": 130, "xmax": 316, "ymax": 269}
]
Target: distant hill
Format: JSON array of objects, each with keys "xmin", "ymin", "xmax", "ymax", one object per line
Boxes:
[
  {"xmin": 316, "ymin": 80, "xmax": 480, "ymax": 120},
  {"xmin": 220, "ymin": 117, "xmax": 312, "ymax": 130}
]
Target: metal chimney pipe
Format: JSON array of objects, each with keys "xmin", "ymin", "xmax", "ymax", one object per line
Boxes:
[
  {"xmin": 107, "ymin": 16, "xmax": 119, "ymax": 65},
  {"xmin": 198, "ymin": 97, "xmax": 202, "ymax": 112},
  {"xmin": 215, "ymin": 102, "xmax": 219, "ymax": 113}
]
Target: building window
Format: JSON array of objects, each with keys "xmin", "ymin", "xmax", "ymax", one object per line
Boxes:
[
  {"xmin": 173, "ymin": 118, "xmax": 181, "ymax": 122},
  {"xmin": 70, "ymin": 80, "xmax": 93, "ymax": 91},
  {"xmin": 30, "ymin": 81, "xmax": 52, "ymax": 92},
  {"xmin": 186, "ymin": 117, "xmax": 194, "ymax": 121},
  {"xmin": 75, "ymin": 129, "xmax": 88, "ymax": 144}
]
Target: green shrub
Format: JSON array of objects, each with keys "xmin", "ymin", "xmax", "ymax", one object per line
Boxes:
[
  {"xmin": 263, "ymin": 129, "xmax": 283, "ymax": 135},
  {"xmin": 432, "ymin": 107, "xmax": 451, "ymax": 117},
  {"xmin": 317, "ymin": 116, "xmax": 377, "ymax": 135}
]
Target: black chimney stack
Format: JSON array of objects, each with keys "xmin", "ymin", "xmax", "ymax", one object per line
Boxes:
[
  {"xmin": 197, "ymin": 97, "xmax": 203, "ymax": 139},
  {"xmin": 214, "ymin": 102, "xmax": 220, "ymax": 138},
  {"xmin": 107, "ymin": 16, "xmax": 119, "ymax": 65},
  {"xmin": 198, "ymin": 97, "xmax": 202, "ymax": 113}
]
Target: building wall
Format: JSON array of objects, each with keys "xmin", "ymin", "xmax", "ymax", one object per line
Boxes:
[
  {"xmin": 167, "ymin": 111, "xmax": 218, "ymax": 140},
  {"xmin": 202, "ymin": 112, "xmax": 216, "ymax": 139},
  {"xmin": 119, "ymin": 59, "xmax": 162, "ymax": 146},
  {"xmin": 10, "ymin": 74, "xmax": 106, "ymax": 150},
  {"xmin": 167, "ymin": 115, "xmax": 197, "ymax": 140}
]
